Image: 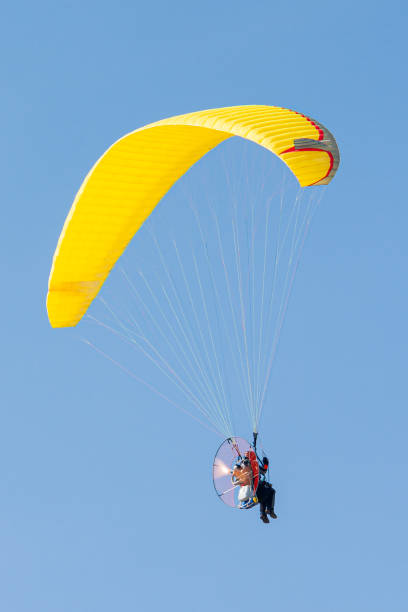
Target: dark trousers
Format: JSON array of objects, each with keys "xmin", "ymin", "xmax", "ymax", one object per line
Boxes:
[{"xmin": 258, "ymin": 483, "xmax": 276, "ymax": 516}]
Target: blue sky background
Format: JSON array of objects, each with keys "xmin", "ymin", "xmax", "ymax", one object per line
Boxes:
[{"xmin": 2, "ymin": 1, "xmax": 408, "ymax": 610}]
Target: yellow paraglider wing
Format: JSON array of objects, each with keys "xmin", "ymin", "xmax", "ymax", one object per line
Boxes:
[{"xmin": 47, "ymin": 105, "xmax": 339, "ymax": 328}]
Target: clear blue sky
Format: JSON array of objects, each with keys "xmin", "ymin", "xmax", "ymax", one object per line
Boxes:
[{"xmin": 2, "ymin": 1, "xmax": 408, "ymax": 610}]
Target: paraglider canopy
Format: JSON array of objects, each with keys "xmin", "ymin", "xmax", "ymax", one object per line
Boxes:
[
  {"xmin": 47, "ymin": 105, "xmax": 340, "ymax": 329},
  {"xmin": 46, "ymin": 104, "xmax": 340, "ymax": 445},
  {"xmin": 213, "ymin": 437, "xmax": 259, "ymax": 509}
]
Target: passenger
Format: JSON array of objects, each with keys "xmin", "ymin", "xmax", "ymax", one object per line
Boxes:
[{"xmin": 256, "ymin": 457, "xmax": 277, "ymax": 523}]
